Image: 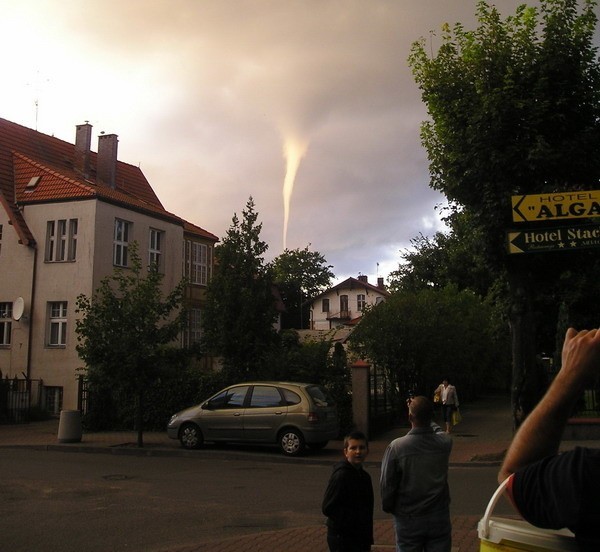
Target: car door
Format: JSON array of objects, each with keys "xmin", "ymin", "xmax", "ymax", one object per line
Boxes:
[
  {"xmin": 200, "ymin": 385, "xmax": 249, "ymax": 441},
  {"xmin": 242, "ymin": 385, "xmax": 288, "ymax": 442}
]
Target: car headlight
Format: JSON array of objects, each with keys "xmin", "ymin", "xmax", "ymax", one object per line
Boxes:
[{"xmin": 168, "ymin": 414, "xmax": 179, "ymax": 426}]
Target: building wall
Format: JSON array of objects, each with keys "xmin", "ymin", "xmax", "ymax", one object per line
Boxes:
[
  {"xmin": 0, "ymin": 206, "xmax": 35, "ymax": 380},
  {"xmin": 6, "ymin": 199, "xmax": 185, "ymax": 410},
  {"xmin": 310, "ymin": 286, "xmax": 387, "ymax": 330}
]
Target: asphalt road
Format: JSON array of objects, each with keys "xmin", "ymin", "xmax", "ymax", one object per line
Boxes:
[{"xmin": 0, "ymin": 449, "xmax": 513, "ymax": 552}]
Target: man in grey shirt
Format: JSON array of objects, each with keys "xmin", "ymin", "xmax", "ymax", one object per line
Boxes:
[{"xmin": 380, "ymin": 396, "xmax": 453, "ymax": 552}]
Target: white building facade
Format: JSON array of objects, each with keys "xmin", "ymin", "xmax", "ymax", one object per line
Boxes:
[
  {"xmin": 0, "ymin": 118, "xmax": 217, "ymax": 411},
  {"xmin": 309, "ymin": 275, "xmax": 390, "ymax": 330}
]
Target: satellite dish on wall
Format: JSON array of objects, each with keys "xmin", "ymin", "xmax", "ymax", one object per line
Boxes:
[{"xmin": 12, "ymin": 297, "xmax": 25, "ymax": 321}]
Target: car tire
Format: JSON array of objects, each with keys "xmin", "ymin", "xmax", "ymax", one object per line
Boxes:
[
  {"xmin": 179, "ymin": 423, "xmax": 203, "ymax": 450},
  {"xmin": 307, "ymin": 440, "xmax": 328, "ymax": 450},
  {"xmin": 278, "ymin": 428, "xmax": 305, "ymax": 456}
]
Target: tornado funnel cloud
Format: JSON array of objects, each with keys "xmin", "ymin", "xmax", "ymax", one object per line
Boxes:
[{"xmin": 282, "ymin": 136, "xmax": 308, "ymax": 250}]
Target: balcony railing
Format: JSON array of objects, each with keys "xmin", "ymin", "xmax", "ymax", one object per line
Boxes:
[{"xmin": 326, "ymin": 310, "xmax": 351, "ymax": 321}]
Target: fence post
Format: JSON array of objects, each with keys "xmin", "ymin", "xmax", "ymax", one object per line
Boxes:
[{"xmin": 351, "ymin": 359, "xmax": 371, "ymax": 439}]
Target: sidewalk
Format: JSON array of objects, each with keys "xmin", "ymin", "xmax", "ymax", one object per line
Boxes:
[{"xmin": 1, "ymin": 395, "xmax": 597, "ymax": 551}]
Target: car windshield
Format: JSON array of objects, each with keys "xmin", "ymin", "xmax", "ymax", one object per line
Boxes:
[{"xmin": 306, "ymin": 385, "xmax": 335, "ymax": 407}]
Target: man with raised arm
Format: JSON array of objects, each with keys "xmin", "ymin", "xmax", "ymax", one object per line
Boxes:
[{"xmin": 498, "ymin": 328, "xmax": 600, "ymax": 551}]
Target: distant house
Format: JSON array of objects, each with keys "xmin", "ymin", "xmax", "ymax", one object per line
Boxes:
[
  {"xmin": 309, "ymin": 275, "xmax": 390, "ymax": 330},
  {"xmin": 0, "ymin": 118, "xmax": 218, "ymax": 412}
]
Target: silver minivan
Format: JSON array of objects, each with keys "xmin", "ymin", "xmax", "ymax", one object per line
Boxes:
[{"xmin": 167, "ymin": 381, "xmax": 339, "ymax": 456}]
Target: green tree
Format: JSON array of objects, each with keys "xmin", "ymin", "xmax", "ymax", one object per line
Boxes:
[
  {"xmin": 348, "ymin": 286, "xmax": 510, "ymax": 410},
  {"xmin": 408, "ymin": 0, "xmax": 600, "ymax": 425},
  {"xmin": 202, "ymin": 197, "xmax": 279, "ymax": 381},
  {"xmin": 271, "ymin": 245, "xmax": 335, "ymax": 329},
  {"xmin": 75, "ymin": 243, "xmax": 186, "ymax": 447},
  {"xmin": 389, "ymin": 210, "xmax": 494, "ymax": 297}
]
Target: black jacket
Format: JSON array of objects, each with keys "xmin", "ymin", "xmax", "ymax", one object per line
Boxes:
[{"xmin": 322, "ymin": 460, "xmax": 374, "ymax": 547}]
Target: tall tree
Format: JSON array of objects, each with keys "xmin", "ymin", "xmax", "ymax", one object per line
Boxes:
[
  {"xmin": 388, "ymin": 210, "xmax": 494, "ymax": 297},
  {"xmin": 408, "ymin": 0, "xmax": 600, "ymax": 425},
  {"xmin": 271, "ymin": 245, "xmax": 335, "ymax": 329},
  {"xmin": 76, "ymin": 243, "xmax": 186, "ymax": 447},
  {"xmin": 202, "ymin": 197, "xmax": 279, "ymax": 381}
]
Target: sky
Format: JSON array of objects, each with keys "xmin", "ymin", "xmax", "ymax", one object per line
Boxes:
[{"xmin": 2, "ymin": 0, "xmax": 592, "ymax": 285}]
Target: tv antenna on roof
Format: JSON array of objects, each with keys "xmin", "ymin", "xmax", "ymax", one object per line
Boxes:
[{"xmin": 26, "ymin": 70, "xmax": 51, "ymax": 130}]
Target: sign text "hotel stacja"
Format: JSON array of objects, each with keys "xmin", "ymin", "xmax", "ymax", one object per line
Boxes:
[{"xmin": 508, "ymin": 190, "xmax": 600, "ymax": 254}]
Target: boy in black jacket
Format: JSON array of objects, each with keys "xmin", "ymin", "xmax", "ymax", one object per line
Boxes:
[{"xmin": 322, "ymin": 431, "xmax": 374, "ymax": 552}]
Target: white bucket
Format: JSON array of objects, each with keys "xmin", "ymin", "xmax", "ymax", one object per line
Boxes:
[{"xmin": 478, "ymin": 478, "xmax": 577, "ymax": 551}]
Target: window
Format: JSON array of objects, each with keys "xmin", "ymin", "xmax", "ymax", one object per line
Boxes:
[
  {"xmin": 184, "ymin": 240, "xmax": 212, "ymax": 285},
  {"xmin": 183, "ymin": 308, "xmax": 202, "ymax": 347},
  {"xmin": 45, "ymin": 219, "xmax": 78, "ymax": 262},
  {"xmin": 48, "ymin": 301, "xmax": 67, "ymax": 346},
  {"xmin": 207, "ymin": 386, "xmax": 249, "ymax": 409},
  {"xmin": 322, "ymin": 298, "xmax": 329, "ymax": 312},
  {"xmin": 43, "ymin": 387, "xmax": 63, "ymax": 414},
  {"xmin": 340, "ymin": 295, "xmax": 349, "ymax": 316},
  {"xmin": 0, "ymin": 224, "xmax": 3, "ymax": 256},
  {"xmin": 114, "ymin": 219, "xmax": 131, "ymax": 267},
  {"xmin": 282, "ymin": 388, "xmax": 301, "ymax": 406},
  {"xmin": 249, "ymin": 386, "xmax": 283, "ymax": 408},
  {"xmin": 0, "ymin": 302, "xmax": 12, "ymax": 346},
  {"xmin": 357, "ymin": 294, "xmax": 366, "ymax": 311},
  {"xmin": 68, "ymin": 219, "xmax": 78, "ymax": 261},
  {"xmin": 148, "ymin": 228, "xmax": 163, "ymax": 270}
]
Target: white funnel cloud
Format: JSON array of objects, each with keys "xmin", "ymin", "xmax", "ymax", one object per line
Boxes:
[{"xmin": 282, "ymin": 134, "xmax": 308, "ymax": 250}]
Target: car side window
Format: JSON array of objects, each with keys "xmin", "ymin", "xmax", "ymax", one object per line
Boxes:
[
  {"xmin": 281, "ymin": 389, "xmax": 301, "ymax": 406},
  {"xmin": 207, "ymin": 386, "xmax": 249, "ymax": 409},
  {"xmin": 249, "ymin": 386, "xmax": 284, "ymax": 408}
]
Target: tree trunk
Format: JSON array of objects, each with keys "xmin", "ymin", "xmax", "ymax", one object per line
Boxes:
[
  {"xmin": 508, "ymin": 268, "xmax": 539, "ymax": 430},
  {"xmin": 136, "ymin": 389, "xmax": 144, "ymax": 448}
]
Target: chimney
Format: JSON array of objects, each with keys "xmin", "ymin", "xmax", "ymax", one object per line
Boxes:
[
  {"xmin": 357, "ymin": 275, "xmax": 368, "ymax": 283},
  {"xmin": 74, "ymin": 123, "xmax": 92, "ymax": 178},
  {"xmin": 97, "ymin": 133, "xmax": 119, "ymax": 188},
  {"xmin": 377, "ymin": 277, "xmax": 385, "ymax": 289}
]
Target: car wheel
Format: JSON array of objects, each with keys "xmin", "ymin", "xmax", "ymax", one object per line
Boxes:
[
  {"xmin": 307, "ymin": 441, "xmax": 328, "ymax": 450},
  {"xmin": 279, "ymin": 428, "xmax": 305, "ymax": 456},
  {"xmin": 179, "ymin": 423, "xmax": 203, "ymax": 450}
]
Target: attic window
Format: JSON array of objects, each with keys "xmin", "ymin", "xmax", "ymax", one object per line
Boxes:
[{"xmin": 25, "ymin": 176, "xmax": 42, "ymax": 191}]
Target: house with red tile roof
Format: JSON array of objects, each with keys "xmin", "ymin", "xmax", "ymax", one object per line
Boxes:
[
  {"xmin": 308, "ymin": 275, "xmax": 390, "ymax": 330},
  {"xmin": 0, "ymin": 118, "xmax": 218, "ymax": 412}
]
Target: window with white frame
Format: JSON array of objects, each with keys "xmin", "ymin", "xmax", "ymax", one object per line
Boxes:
[
  {"xmin": 357, "ymin": 294, "xmax": 366, "ymax": 311},
  {"xmin": 183, "ymin": 240, "xmax": 212, "ymax": 285},
  {"xmin": 183, "ymin": 307, "xmax": 202, "ymax": 348},
  {"xmin": 48, "ymin": 301, "xmax": 67, "ymax": 346},
  {"xmin": 45, "ymin": 219, "xmax": 78, "ymax": 262},
  {"xmin": 68, "ymin": 219, "xmax": 78, "ymax": 261},
  {"xmin": 148, "ymin": 228, "xmax": 164, "ymax": 270},
  {"xmin": 0, "ymin": 302, "xmax": 12, "ymax": 346},
  {"xmin": 113, "ymin": 219, "xmax": 131, "ymax": 267}
]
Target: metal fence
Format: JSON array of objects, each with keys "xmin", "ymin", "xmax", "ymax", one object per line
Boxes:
[
  {"xmin": 369, "ymin": 364, "xmax": 398, "ymax": 433},
  {"xmin": 0, "ymin": 376, "xmax": 44, "ymax": 423}
]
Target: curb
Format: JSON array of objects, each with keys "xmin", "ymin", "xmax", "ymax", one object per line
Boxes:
[{"xmin": 0, "ymin": 442, "xmax": 503, "ymax": 467}]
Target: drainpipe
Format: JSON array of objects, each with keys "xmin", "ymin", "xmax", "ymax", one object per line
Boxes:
[{"xmin": 26, "ymin": 245, "xmax": 38, "ymax": 380}]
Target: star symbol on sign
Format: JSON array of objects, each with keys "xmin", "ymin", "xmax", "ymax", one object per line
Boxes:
[
  {"xmin": 570, "ymin": 241, "xmax": 577, "ymax": 247},
  {"xmin": 558, "ymin": 242, "xmax": 565, "ymax": 248}
]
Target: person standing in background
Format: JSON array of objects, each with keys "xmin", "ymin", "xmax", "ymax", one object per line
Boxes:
[{"xmin": 435, "ymin": 378, "xmax": 459, "ymax": 433}]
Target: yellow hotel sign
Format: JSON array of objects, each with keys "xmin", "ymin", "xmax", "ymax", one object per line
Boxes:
[{"xmin": 512, "ymin": 190, "xmax": 600, "ymax": 223}]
